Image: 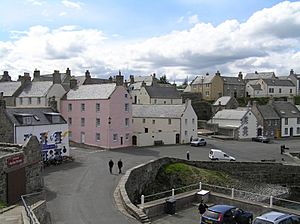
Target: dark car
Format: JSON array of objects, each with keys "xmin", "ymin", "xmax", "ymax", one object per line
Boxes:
[
  {"xmin": 201, "ymin": 204, "xmax": 253, "ymax": 224},
  {"xmin": 252, "ymin": 136, "xmax": 270, "ymax": 143}
]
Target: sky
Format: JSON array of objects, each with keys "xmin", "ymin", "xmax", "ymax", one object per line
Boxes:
[{"xmin": 1, "ymin": 0, "xmax": 300, "ymax": 83}]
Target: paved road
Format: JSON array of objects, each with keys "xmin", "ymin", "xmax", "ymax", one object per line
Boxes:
[{"xmin": 44, "ymin": 138, "xmax": 299, "ymax": 224}]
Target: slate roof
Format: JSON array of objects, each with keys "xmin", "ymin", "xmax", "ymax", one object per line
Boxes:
[
  {"xmin": 134, "ymin": 76, "xmax": 154, "ymax": 83},
  {"xmin": 272, "ymin": 101, "xmax": 300, "ymax": 118},
  {"xmin": 257, "ymin": 105, "xmax": 280, "ymax": 120},
  {"xmin": 5, "ymin": 107, "xmax": 67, "ymax": 126},
  {"xmin": 19, "ymin": 81, "xmax": 52, "ymax": 97},
  {"xmin": 222, "ymin": 76, "xmax": 244, "ymax": 85},
  {"xmin": 129, "ymin": 81, "xmax": 152, "ymax": 90},
  {"xmin": 212, "ymin": 109, "xmax": 248, "ymax": 120},
  {"xmin": 213, "ymin": 96, "xmax": 231, "ymax": 106},
  {"xmin": 245, "ymin": 72, "xmax": 275, "ymax": 80},
  {"xmin": 192, "ymin": 75, "xmax": 214, "ymax": 85},
  {"xmin": 132, "ymin": 104, "xmax": 186, "ymax": 118},
  {"xmin": 66, "ymin": 83, "xmax": 116, "ymax": 100},
  {"xmin": 33, "ymin": 72, "xmax": 68, "ymax": 82},
  {"xmin": 0, "ymin": 81, "xmax": 22, "ymax": 96},
  {"xmin": 262, "ymin": 79, "xmax": 295, "ymax": 87},
  {"xmin": 144, "ymin": 86, "xmax": 181, "ymax": 99}
]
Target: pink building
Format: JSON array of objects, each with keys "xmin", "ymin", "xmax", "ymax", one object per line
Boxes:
[{"xmin": 60, "ymin": 79, "xmax": 132, "ymax": 149}]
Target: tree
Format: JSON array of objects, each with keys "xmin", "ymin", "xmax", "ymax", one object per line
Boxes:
[{"xmin": 159, "ymin": 74, "xmax": 169, "ymax": 84}]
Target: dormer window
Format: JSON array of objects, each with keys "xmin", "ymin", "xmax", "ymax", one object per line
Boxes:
[
  {"xmin": 44, "ymin": 112, "xmax": 62, "ymax": 124},
  {"xmin": 23, "ymin": 116, "xmax": 32, "ymax": 125},
  {"xmin": 14, "ymin": 113, "xmax": 33, "ymax": 125}
]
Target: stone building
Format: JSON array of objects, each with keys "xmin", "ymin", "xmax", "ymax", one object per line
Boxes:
[{"xmin": 0, "ymin": 136, "xmax": 43, "ymax": 205}]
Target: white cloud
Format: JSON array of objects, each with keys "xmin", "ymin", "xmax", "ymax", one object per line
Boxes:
[
  {"xmin": 61, "ymin": 0, "xmax": 82, "ymax": 10},
  {"xmin": 188, "ymin": 14, "xmax": 199, "ymax": 24},
  {"xmin": 177, "ymin": 16, "xmax": 185, "ymax": 23},
  {"xmin": 59, "ymin": 11, "xmax": 67, "ymax": 16},
  {"xmin": 26, "ymin": 0, "xmax": 44, "ymax": 6},
  {"xmin": 1, "ymin": 1, "xmax": 300, "ymax": 82}
]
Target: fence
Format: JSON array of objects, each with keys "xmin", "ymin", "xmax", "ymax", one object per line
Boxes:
[
  {"xmin": 21, "ymin": 191, "xmax": 44, "ymax": 224},
  {"xmin": 140, "ymin": 182, "xmax": 300, "ymax": 210}
]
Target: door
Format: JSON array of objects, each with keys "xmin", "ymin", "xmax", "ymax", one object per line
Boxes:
[
  {"xmin": 120, "ymin": 137, "xmax": 123, "ymax": 145},
  {"xmin": 290, "ymin": 127, "xmax": 293, "ymax": 137},
  {"xmin": 7, "ymin": 168, "xmax": 26, "ymax": 205},
  {"xmin": 257, "ymin": 128, "xmax": 262, "ymax": 136},
  {"xmin": 175, "ymin": 134, "xmax": 180, "ymax": 144},
  {"xmin": 80, "ymin": 132, "xmax": 85, "ymax": 143},
  {"xmin": 132, "ymin": 135, "xmax": 137, "ymax": 145}
]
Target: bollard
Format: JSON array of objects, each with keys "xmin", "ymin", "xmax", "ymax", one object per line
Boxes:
[
  {"xmin": 270, "ymin": 196, "xmax": 273, "ymax": 208},
  {"xmin": 141, "ymin": 195, "xmax": 144, "ymax": 209},
  {"xmin": 231, "ymin": 188, "xmax": 234, "ymax": 199},
  {"xmin": 199, "ymin": 182, "xmax": 202, "ymax": 191},
  {"xmin": 172, "ymin": 189, "xmax": 175, "ymax": 199}
]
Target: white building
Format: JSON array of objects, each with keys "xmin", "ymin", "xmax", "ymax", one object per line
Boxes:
[
  {"xmin": 132, "ymin": 100, "xmax": 197, "ymax": 146},
  {"xmin": 209, "ymin": 108, "xmax": 257, "ymax": 139},
  {"xmin": 3, "ymin": 107, "xmax": 69, "ymax": 161},
  {"xmin": 246, "ymin": 79, "xmax": 296, "ymax": 98}
]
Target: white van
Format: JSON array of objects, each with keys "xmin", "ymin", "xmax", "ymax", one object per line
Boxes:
[{"xmin": 209, "ymin": 149, "xmax": 236, "ymax": 161}]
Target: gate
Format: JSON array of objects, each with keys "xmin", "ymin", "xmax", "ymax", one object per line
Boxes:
[{"xmin": 7, "ymin": 168, "xmax": 26, "ymax": 205}]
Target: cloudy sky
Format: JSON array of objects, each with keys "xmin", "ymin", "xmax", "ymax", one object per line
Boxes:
[{"xmin": 1, "ymin": 0, "xmax": 300, "ymax": 83}]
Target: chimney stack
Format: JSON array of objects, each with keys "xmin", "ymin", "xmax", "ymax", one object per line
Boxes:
[
  {"xmin": 53, "ymin": 70, "xmax": 61, "ymax": 84},
  {"xmin": 238, "ymin": 71, "xmax": 243, "ymax": 80},
  {"xmin": 215, "ymin": 70, "xmax": 221, "ymax": 76},
  {"xmin": 70, "ymin": 77, "xmax": 77, "ymax": 89},
  {"xmin": 129, "ymin": 75, "xmax": 134, "ymax": 84},
  {"xmin": 20, "ymin": 72, "xmax": 31, "ymax": 85},
  {"xmin": 33, "ymin": 69, "xmax": 40, "ymax": 80},
  {"xmin": 66, "ymin": 68, "xmax": 71, "ymax": 77},
  {"xmin": 290, "ymin": 69, "xmax": 294, "ymax": 75},
  {"xmin": 116, "ymin": 70, "xmax": 124, "ymax": 86},
  {"xmin": 2, "ymin": 71, "xmax": 12, "ymax": 81}
]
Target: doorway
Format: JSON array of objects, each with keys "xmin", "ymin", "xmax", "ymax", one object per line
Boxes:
[
  {"xmin": 175, "ymin": 134, "xmax": 180, "ymax": 144},
  {"xmin": 120, "ymin": 137, "xmax": 123, "ymax": 145},
  {"xmin": 257, "ymin": 128, "xmax": 262, "ymax": 136},
  {"xmin": 80, "ymin": 132, "xmax": 85, "ymax": 143},
  {"xmin": 132, "ymin": 135, "xmax": 137, "ymax": 145},
  {"xmin": 290, "ymin": 127, "xmax": 293, "ymax": 137},
  {"xmin": 7, "ymin": 168, "xmax": 26, "ymax": 205}
]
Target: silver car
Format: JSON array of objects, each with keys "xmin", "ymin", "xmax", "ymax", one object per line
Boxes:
[{"xmin": 253, "ymin": 211, "xmax": 300, "ymax": 224}]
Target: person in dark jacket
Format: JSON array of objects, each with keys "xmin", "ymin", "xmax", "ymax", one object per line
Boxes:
[
  {"xmin": 117, "ymin": 159, "xmax": 123, "ymax": 174},
  {"xmin": 108, "ymin": 159, "xmax": 114, "ymax": 174},
  {"xmin": 198, "ymin": 200, "xmax": 208, "ymax": 224}
]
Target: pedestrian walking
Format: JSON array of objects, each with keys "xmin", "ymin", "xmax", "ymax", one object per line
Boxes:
[
  {"xmin": 117, "ymin": 159, "xmax": 123, "ymax": 174},
  {"xmin": 186, "ymin": 151, "xmax": 190, "ymax": 160},
  {"xmin": 108, "ymin": 159, "xmax": 114, "ymax": 174},
  {"xmin": 198, "ymin": 200, "xmax": 208, "ymax": 224}
]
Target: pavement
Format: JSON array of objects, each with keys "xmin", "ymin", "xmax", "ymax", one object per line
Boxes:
[{"xmin": 0, "ymin": 206, "xmax": 23, "ymax": 224}]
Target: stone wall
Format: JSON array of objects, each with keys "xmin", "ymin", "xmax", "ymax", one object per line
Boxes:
[
  {"xmin": 0, "ymin": 110, "xmax": 14, "ymax": 143},
  {"xmin": 125, "ymin": 157, "xmax": 300, "ymax": 204}
]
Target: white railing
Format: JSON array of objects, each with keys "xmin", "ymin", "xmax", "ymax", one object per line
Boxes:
[{"xmin": 140, "ymin": 182, "xmax": 300, "ymax": 210}]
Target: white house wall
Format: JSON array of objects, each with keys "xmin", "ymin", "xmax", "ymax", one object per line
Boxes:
[
  {"xmin": 281, "ymin": 118, "xmax": 300, "ymax": 137},
  {"xmin": 150, "ymin": 98, "xmax": 182, "ymax": 105},
  {"xmin": 238, "ymin": 111, "xmax": 257, "ymax": 139},
  {"xmin": 16, "ymin": 124, "xmax": 70, "ymax": 159},
  {"xmin": 16, "ymin": 97, "xmax": 47, "ymax": 107},
  {"xmin": 180, "ymin": 104, "xmax": 198, "ymax": 143},
  {"xmin": 132, "ymin": 117, "xmax": 180, "ymax": 146}
]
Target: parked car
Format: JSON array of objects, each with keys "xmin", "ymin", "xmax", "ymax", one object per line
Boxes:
[
  {"xmin": 191, "ymin": 137, "xmax": 207, "ymax": 146},
  {"xmin": 201, "ymin": 204, "xmax": 253, "ymax": 224},
  {"xmin": 209, "ymin": 149, "xmax": 236, "ymax": 161},
  {"xmin": 253, "ymin": 211, "xmax": 300, "ymax": 224},
  {"xmin": 252, "ymin": 136, "xmax": 270, "ymax": 143}
]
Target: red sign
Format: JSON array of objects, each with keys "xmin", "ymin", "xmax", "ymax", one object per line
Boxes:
[{"xmin": 7, "ymin": 154, "xmax": 24, "ymax": 167}]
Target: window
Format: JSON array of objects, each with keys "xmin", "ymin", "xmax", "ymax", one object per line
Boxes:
[
  {"xmin": 297, "ymin": 127, "xmax": 300, "ymax": 134},
  {"xmin": 37, "ymin": 97, "xmax": 41, "ymax": 104},
  {"xmin": 96, "ymin": 103, "xmax": 100, "ymax": 112},
  {"xmin": 68, "ymin": 117, "xmax": 72, "ymax": 125},
  {"xmin": 81, "ymin": 118, "xmax": 85, "ymax": 127},
  {"xmin": 125, "ymin": 133, "xmax": 129, "ymax": 140},
  {"xmin": 269, "ymin": 88, "xmax": 274, "ymax": 93},
  {"xmin": 290, "ymin": 89, "xmax": 293, "ymax": 93},
  {"xmin": 192, "ymin": 118, "xmax": 195, "ymax": 124},
  {"xmin": 285, "ymin": 118, "xmax": 288, "ymax": 125},
  {"xmin": 274, "ymin": 120, "xmax": 278, "ymax": 126},
  {"xmin": 23, "ymin": 116, "xmax": 32, "ymax": 125},
  {"xmin": 125, "ymin": 93, "xmax": 128, "ymax": 98},
  {"xmin": 20, "ymin": 98, "xmax": 23, "ymax": 105},
  {"xmin": 143, "ymin": 118, "xmax": 146, "ymax": 123},
  {"xmin": 185, "ymin": 119, "xmax": 188, "ymax": 125},
  {"xmin": 242, "ymin": 126, "xmax": 248, "ymax": 136},
  {"xmin": 154, "ymin": 99, "xmax": 157, "ymax": 104},
  {"xmin": 68, "ymin": 103, "xmax": 72, "ymax": 112},
  {"xmin": 285, "ymin": 128, "xmax": 288, "ymax": 135},
  {"xmin": 125, "ymin": 118, "xmax": 129, "ymax": 127},
  {"xmin": 145, "ymin": 128, "xmax": 148, "ymax": 133},
  {"xmin": 164, "ymin": 101, "xmax": 166, "ymax": 104},
  {"xmin": 185, "ymin": 130, "xmax": 188, "ymax": 136},
  {"xmin": 152, "ymin": 119, "xmax": 155, "ymax": 124},
  {"xmin": 81, "ymin": 103, "xmax": 85, "ymax": 112},
  {"xmin": 168, "ymin": 119, "xmax": 171, "ymax": 125},
  {"xmin": 205, "ymin": 84, "xmax": 209, "ymax": 87},
  {"xmin": 125, "ymin": 103, "xmax": 129, "ymax": 112},
  {"xmin": 113, "ymin": 134, "xmax": 118, "ymax": 141},
  {"xmin": 28, "ymin": 97, "xmax": 32, "ymax": 104},
  {"xmin": 205, "ymin": 91, "xmax": 209, "ymax": 96},
  {"xmin": 96, "ymin": 118, "xmax": 100, "ymax": 127},
  {"xmin": 171, "ymin": 99, "xmax": 173, "ymax": 104},
  {"xmin": 96, "ymin": 133, "xmax": 100, "ymax": 141},
  {"xmin": 298, "ymin": 118, "xmax": 300, "ymax": 124},
  {"xmin": 279, "ymin": 88, "xmax": 282, "ymax": 93}
]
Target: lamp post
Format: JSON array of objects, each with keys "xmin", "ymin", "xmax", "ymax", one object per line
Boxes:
[
  {"xmin": 201, "ymin": 76, "xmax": 204, "ymax": 100},
  {"xmin": 108, "ymin": 117, "xmax": 111, "ymax": 149}
]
